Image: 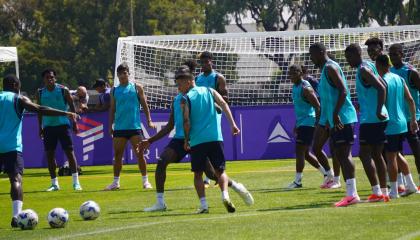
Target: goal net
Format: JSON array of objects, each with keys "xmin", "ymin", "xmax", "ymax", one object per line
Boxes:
[{"xmin": 115, "ymin": 25, "xmax": 420, "ymax": 109}]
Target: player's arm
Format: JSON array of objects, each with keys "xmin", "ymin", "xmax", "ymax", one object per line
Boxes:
[
  {"xmin": 109, "ymin": 87, "xmax": 116, "ymax": 136},
  {"xmin": 327, "ymin": 65, "xmax": 346, "ymax": 130},
  {"xmin": 136, "ymin": 83, "xmax": 155, "ymax": 129},
  {"xmin": 403, "ymin": 82, "xmax": 419, "ymax": 133},
  {"xmin": 182, "ymin": 97, "xmax": 191, "ymax": 151},
  {"xmin": 36, "ymin": 90, "xmax": 43, "ymax": 138},
  {"xmin": 302, "ymin": 86, "xmax": 320, "ymax": 121},
  {"xmin": 64, "ymin": 88, "xmax": 79, "ymax": 133},
  {"xmin": 216, "ymin": 74, "xmax": 229, "ymax": 103},
  {"xmin": 210, "ymin": 88, "xmax": 240, "ymax": 135},
  {"xmin": 19, "ymin": 96, "xmax": 78, "ymax": 119},
  {"xmin": 148, "ymin": 106, "xmax": 175, "ymax": 144},
  {"xmin": 360, "ymin": 67, "xmax": 387, "ymax": 120},
  {"xmin": 409, "ymin": 69, "xmax": 420, "ymax": 91}
]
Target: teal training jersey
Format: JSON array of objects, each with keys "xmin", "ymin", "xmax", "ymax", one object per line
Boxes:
[
  {"xmin": 195, "ymin": 70, "xmax": 219, "ymax": 89},
  {"xmin": 185, "ymin": 86, "xmax": 223, "ymax": 147},
  {"xmin": 173, "ymin": 93, "xmax": 184, "ymax": 139},
  {"xmin": 292, "ymin": 80, "xmax": 316, "ymax": 127},
  {"xmin": 390, "ymin": 63, "xmax": 420, "ymax": 121},
  {"xmin": 319, "ymin": 59, "xmax": 357, "ymax": 126},
  {"xmin": 356, "ymin": 61, "xmax": 389, "ymax": 123},
  {"xmin": 383, "ymin": 72, "xmax": 407, "ymax": 135},
  {"xmin": 39, "ymin": 84, "xmax": 70, "ymax": 127},
  {"xmin": 0, "ymin": 91, "xmax": 23, "ymax": 153},
  {"xmin": 113, "ymin": 82, "xmax": 141, "ymax": 130}
]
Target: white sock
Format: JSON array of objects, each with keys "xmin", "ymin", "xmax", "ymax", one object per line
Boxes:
[
  {"xmin": 372, "ymin": 184, "xmax": 382, "ymax": 195},
  {"xmin": 295, "ymin": 172, "xmax": 303, "ymax": 184},
  {"xmin": 113, "ymin": 176, "xmax": 120, "ymax": 184},
  {"xmin": 230, "ymin": 180, "xmax": 240, "ymax": 191},
  {"xmin": 72, "ymin": 173, "xmax": 79, "ymax": 185},
  {"xmin": 12, "ymin": 200, "xmax": 23, "ymax": 217},
  {"xmin": 142, "ymin": 175, "xmax": 149, "ymax": 184},
  {"xmin": 404, "ymin": 174, "xmax": 417, "ymax": 190},
  {"xmin": 157, "ymin": 192, "xmax": 165, "ymax": 206},
  {"xmin": 397, "ymin": 173, "xmax": 405, "ymax": 186},
  {"xmin": 345, "ymin": 178, "xmax": 357, "ymax": 197},
  {"xmin": 204, "ymin": 176, "xmax": 210, "ymax": 183},
  {"xmin": 390, "ymin": 181, "xmax": 398, "ymax": 195},
  {"xmin": 381, "ymin": 188, "xmax": 389, "ymax": 196},
  {"xmin": 200, "ymin": 197, "xmax": 208, "ymax": 209},
  {"xmin": 327, "ymin": 169, "xmax": 334, "ymax": 178},
  {"xmin": 222, "ymin": 190, "xmax": 230, "ymax": 201},
  {"xmin": 51, "ymin": 178, "xmax": 58, "ymax": 186},
  {"xmin": 334, "ymin": 176, "xmax": 341, "ymax": 183},
  {"xmin": 317, "ymin": 166, "xmax": 327, "ymax": 175}
]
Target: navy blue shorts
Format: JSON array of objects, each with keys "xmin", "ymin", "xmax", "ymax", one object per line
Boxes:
[
  {"xmin": 191, "ymin": 141, "xmax": 225, "ymax": 172},
  {"xmin": 163, "ymin": 139, "xmax": 189, "ymax": 163},
  {"xmin": 43, "ymin": 125, "xmax": 73, "ymax": 151},
  {"xmin": 113, "ymin": 129, "xmax": 144, "ymax": 140},
  {"xmin": 330, "ymin": 124, "xmax": 354, "ymax": 147},
  {"xmin": 385, "ymin": 133, "xmax": 405, "ymax": 152},
  {"xmin": 359, "ymin": 122, "xmax": 388, "ymax": 145},
  {"xmin": 295, "ymin": 126, "xmax": 315, "ymax": 146},
  {"xmin": 405, "ymin": 122, "xmax": 420, "ymax": 144},
  {"xmin": 0, "ymin": 151, "xmax": 23, "ymax": 175}
]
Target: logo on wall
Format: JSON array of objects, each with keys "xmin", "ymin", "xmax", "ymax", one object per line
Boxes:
[
  {"xmin": 76, "ymin": 117, "xmax": 104, "ymax": 161},
  {"xmin": 267, "ymin": 122, "xmax": 292, "ymax": 143}
]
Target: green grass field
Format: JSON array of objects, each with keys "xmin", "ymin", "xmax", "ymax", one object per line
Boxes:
[{"xmin": 1, "ymin": 158, "xmax": 420, "ymax": 240}]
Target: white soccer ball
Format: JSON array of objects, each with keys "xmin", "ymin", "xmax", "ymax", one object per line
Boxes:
[
  {"xmin": 17, "ymin": 209, "xmax": 39, "ymax": 230},
  {"xmin": 79, "ymin": 200, "xmax": 100, "ymax": 220},
  {"xmin": 47, "ymin": 208, "xmax": 69, "ymax": 228}
]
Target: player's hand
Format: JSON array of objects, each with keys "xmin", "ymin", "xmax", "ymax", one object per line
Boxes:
[
  {"xmin": 333, "ymin": 113, "xmax": 343, "ymax": 130},
  {"xmin": 147, "ymin": 120, "xmax": 156, "ymax": 129},
  {"xmin": 39, "ymin": 128, "xmax": 44, "ymax": 139},
  {"xmin": 410, "ymin": 119, "xmax": 419, "ymax": 134},
  {"xmin": 376, "ymin": 111, "xmax": 388, "ymax": 121},
  {"xmin": 67, "ymin": 112, "xmax": 80, "ymax": 121},
  {"xmin": 184, "ymin": 141, "xmax": 191, "ymax": 151},
  {"xmin": 232, "ymin": 125, "xmax": 240, "ymax": 135}
]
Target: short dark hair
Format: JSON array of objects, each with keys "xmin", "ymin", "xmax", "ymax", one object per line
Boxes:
[
  {"xmin": 309, "ymin": 42, "xmax": 327, "ymax": 52},
  {"xmin": 116, "ymin": 63, "xmax": 129, "ymax": 74},
  {"xmin": 199, "ymin": 51, "xmax": 213, "ymax": 60},
  {"xmin": 365, "ymin": 37, "xmax": 384, "ymax": 49},
  {"xmin": 41, "ymin": 68, "xmax": 56, "ymax": 78},
  {"xmin": 389, "ymin": 43, "xmax": 403, "ymax": 54},
  {"xmin": 3, "ymin": 74, "xmax": 20, "ymax": 91},
  {"xmin": 289, "ymin": 64, "xmax": 302, "ymax": 72},
  {"xmin": 345, "ymin": 43, "xmax": 362, "ymax": 55},
  {"xmin": 175, "ymin": 65, "xmax": 194, "ymax": 80},
  {"xmin": 183, "ymin": 59, "xmax": 197, "ymax": 72},
  {"xmin": 376, "ymin": 54, "xmax": 391, "ymax": 67}
]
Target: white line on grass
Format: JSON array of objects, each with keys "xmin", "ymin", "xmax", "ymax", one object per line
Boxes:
[
  {"xmin": 396, "ymin": 230, "xmax": 420, "ymax": 240},
  {"xmin": 53, "ymin": 201, "xmax": 420, "ymax": 240}
]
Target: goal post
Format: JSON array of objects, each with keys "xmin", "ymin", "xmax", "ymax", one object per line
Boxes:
[
  {"xmin": 0, "ymin": 47, "xmax": 19, "ymax": 78},
  {"xmin": 115, "ymin": 25, "xmax": 420, "ymax": 109}
]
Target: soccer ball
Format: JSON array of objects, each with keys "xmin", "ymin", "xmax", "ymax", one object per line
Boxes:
[
  {"xmin": 17, "ymin": 209, "xmax": 38, "ymax": 230},
  {"xmin": 79, "ymin": 200, "xmax": 100, "ymax": 220},
  {"xmin": 48, "ymin": 208, "xmax": 69, "ymax": 228}
]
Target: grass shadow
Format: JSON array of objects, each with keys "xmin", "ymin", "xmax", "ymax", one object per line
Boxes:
[
  {"xmin": 257, "ymin": 201, "xmax": 333, "ymax": 212},
  {"xmin": 251, "ymin": 187, "xmax": 315, "ymax": 193}
]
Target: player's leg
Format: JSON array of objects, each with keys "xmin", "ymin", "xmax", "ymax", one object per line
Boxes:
[
  {"xmin": 312, "ymin": 125, "xmax": 334, "ymax": 187},
  {"xmin": 396, "ymin": 152, "xmax": 418, "ymax": 196},
  {"xmin": 104, "ymin": 136, "xmax": 128, "ymax": 190},
  {"xmin": 2, "ymin": 151, "xmax": 24, "ymax": 228},
  {"xmin": 329, "ymin": 139, "xmax": 342, "ymax": 188},
  {"xmin": 385, "ymin": 134, "xmax": 405, "ymax": 199},
  {"xmin": 331, "ymin": 124, "xmax": 359, "ymax": 207},
  {"xmin": 129, "ymin": 132, "xmax": 152, "ymax": 189},
  {"xmin": 190, "ymin": 143, "xmax": 209, "ymax": 213},
  {"xmin": 406, "ymin": 129, "xmax": 420, "ymax": 187},
  {"xmin": 43, "ymin": 126, "xmax": 60, "ymax": 191},
  {"xmin": 59, "ymin": 125, "xmax": 81, "ymax": 190},
  {"xmin": 371, "ymin": 144, "xmax": 388, "ymax": 199}
]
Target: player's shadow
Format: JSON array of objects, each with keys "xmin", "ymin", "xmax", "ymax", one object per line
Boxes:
[
  {"xmin": 251, "ymin": 187, "xmax": 315, "ymax": 193},
  {"xmin": 257, "ymin": 201, "xmax": 333, "ymax": 212}
]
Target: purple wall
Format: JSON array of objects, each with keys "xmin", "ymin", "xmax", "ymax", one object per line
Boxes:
[{"xmin": 22, "ymin": 105, "xmax": 412, "ymax": 168}]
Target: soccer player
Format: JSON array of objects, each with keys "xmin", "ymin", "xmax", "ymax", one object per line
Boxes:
[
  {"xmin": 1, "ymin": 74, "xmax": 78, "ymax": 227},
  {"xmin": 345, "ymin": 44, "xmax": 389, "ymax": 202},
  {"xmin": 389, "ymin": 43, "xmax": 420, "ymax": 189},
  {"xmin": 104, "ymin": 63, "xmax": 155, "ymax": 190},
  {"xmin": 309, "ymin": 42, "xmax": 359, "ymax": 207},
  {"xmin": 178, "ymin": 66, "xmax": 240, "ymax": 213},
  {"xmin": 37, "ymin": 69, "xmax": 82, "ymax": 191},
  {"xmin": 287, "ymin": 64, "xmax": 328, "ymax": 189},
  {"xmin": 376, "ymin": 54, "xmax": 419, "ymax": 198},
  {"xmin": 365, "ymin": 37, "xmax": 384, "ymax": 61},
  {"xmin": 195, "ymin": 51, "xmax": 228, "ymax": 187},
  {"xmin": 142, "ymin": 62, "xmax": 254, "ymax": 212}
]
